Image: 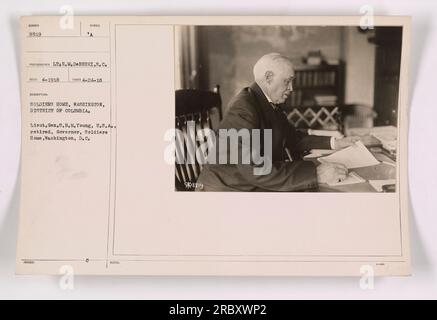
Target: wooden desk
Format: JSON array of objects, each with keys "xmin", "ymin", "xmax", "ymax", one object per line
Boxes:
[{"xmin": 314, "ymin": 146, "xmax": 396, "ymax": 193}]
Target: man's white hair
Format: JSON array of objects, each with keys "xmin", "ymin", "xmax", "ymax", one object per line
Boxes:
[{"xmin": 253, "ymin": 53, "xmax": 293, "ymax": 83}]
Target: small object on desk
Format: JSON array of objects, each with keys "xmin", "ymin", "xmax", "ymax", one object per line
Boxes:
[
  {"xmin": 326, "ymin": 172, "xmax": 365, "ymax": 186},
  {"xmin": 318, "ymin": 141, "xmax": 379, "ymax": 169},
  {"xmin": 368, "ymin": 179, "xmax": 396, "ymax": 192},
  {"xmin": 382, "ymin": 184, "xmax": 396, "ymax": 193},
  {"xmin": 359, "ymin": 135, "xmax": 382, "ymax": 148}
]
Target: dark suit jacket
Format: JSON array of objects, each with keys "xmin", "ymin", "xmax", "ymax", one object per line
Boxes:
[{"xmin": 197, "ymin": 82, "xmax": 332, "ymax": 192}]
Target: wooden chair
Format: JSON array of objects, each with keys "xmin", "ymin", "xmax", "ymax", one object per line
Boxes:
[{"xmin": 175, "ymin": 85, "xmax": 222, "ymax": 191}]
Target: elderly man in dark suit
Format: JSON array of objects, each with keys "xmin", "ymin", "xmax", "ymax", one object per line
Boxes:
[{"xmin": 197, "ymin": 53, "xmax": 358, "ymax": 192}]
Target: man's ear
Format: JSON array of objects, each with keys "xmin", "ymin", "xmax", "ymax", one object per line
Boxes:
[{"xmin": 265, "ymin": 70, "xmax": 274, "ymax": 84}]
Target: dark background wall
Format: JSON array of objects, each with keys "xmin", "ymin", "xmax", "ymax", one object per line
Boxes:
[{"xmin": 197, "ymin": 26, "xmax": 345, "ymax": 111}]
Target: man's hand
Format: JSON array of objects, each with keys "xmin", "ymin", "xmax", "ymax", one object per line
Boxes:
[
  {"xmin": 316, "ymin": 162, "xmax": 348, "ymax": 184},
  {"xmin": 334, "ymin": 136, "xmax": 361, "ymax": 150}
]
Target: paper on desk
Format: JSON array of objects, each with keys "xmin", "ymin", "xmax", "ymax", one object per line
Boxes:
[
  {"xmin": 369, "ymin": 179, "xmax": 396, "ymax": 192},
  {"xmin": 319, "ymin": 141, "xmax": 379, "ymax": 169},
  {"xmin": 327, "ymin": 172, "xmax": 366, "ymax": 186}
]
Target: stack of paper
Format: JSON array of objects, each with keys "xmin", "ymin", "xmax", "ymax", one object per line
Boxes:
[
  {"xmin": 318, "ymin": 141, "xmax": 379, "ymax": 169},
  {"xmin": 371, "ymin": 127, "xmax": 397, "ymax": 153}
]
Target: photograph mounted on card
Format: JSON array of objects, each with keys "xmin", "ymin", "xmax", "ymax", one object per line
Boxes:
[{"xmin": 17, "ymin": 16, "xmax": 411, "ymax": 276}]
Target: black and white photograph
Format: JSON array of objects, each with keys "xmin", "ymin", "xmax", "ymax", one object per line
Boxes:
[
  {"xmin": 8, "ymin": 0, "xmax": 437, "ymax": 298},
  {"xmin": 174, "ymin": 25, "xmax": 402, "ymax": 192}
]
